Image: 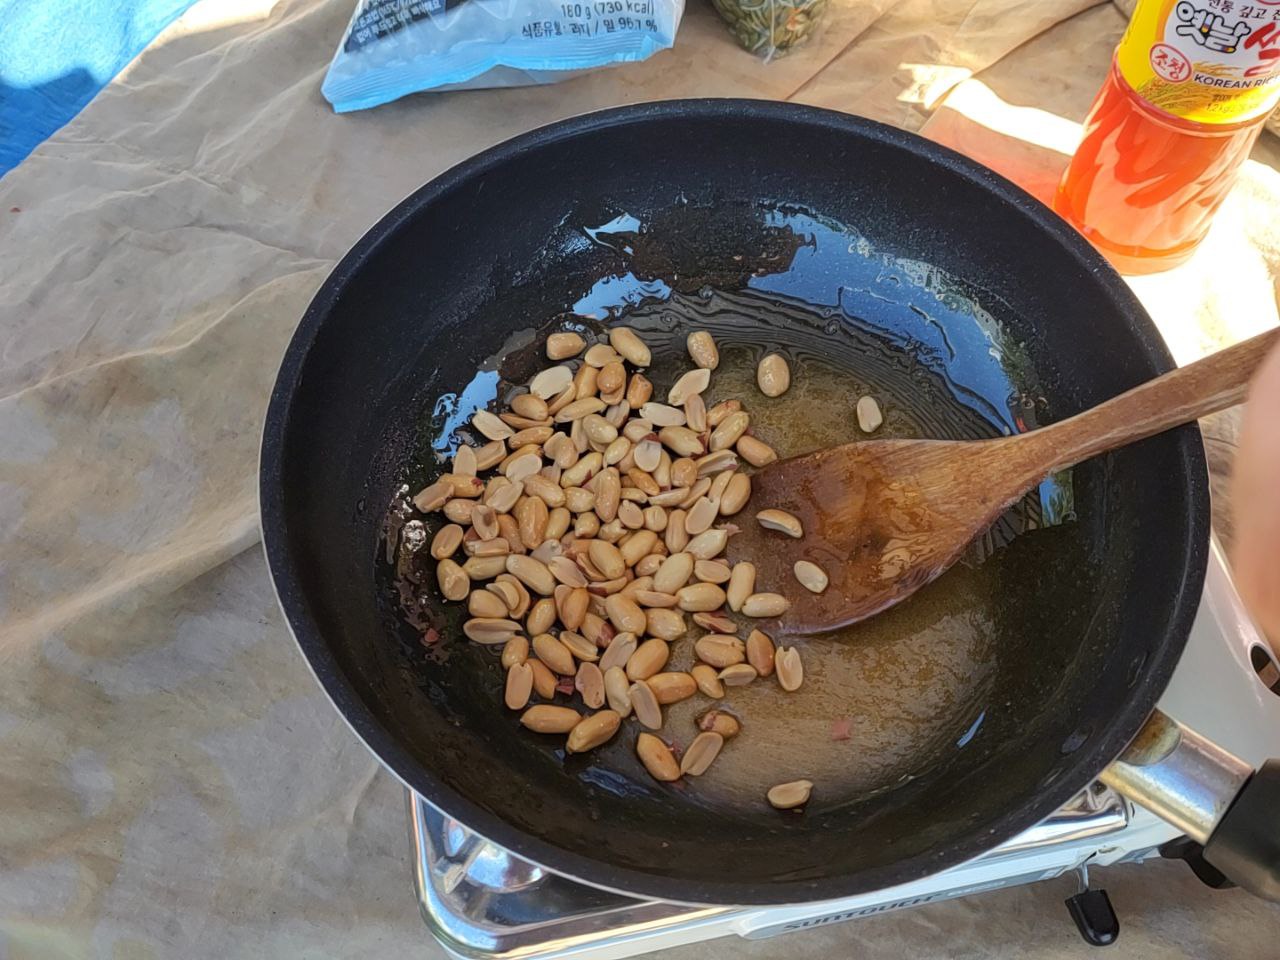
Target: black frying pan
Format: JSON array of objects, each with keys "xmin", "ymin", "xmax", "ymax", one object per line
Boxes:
[{"xmin": 260, "ymin": 100, "xmax": 1279, "ymax": 905}]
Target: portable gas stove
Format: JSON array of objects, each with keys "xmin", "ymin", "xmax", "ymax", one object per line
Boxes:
[{"xmin": 408, "ymin": 542, "xmax": 1280, "ymax": 958}]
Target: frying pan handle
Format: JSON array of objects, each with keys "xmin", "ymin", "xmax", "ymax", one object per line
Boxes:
[{"xmin": 1100, "ymin": 709, "xmax": 1280, "ymax": 901}]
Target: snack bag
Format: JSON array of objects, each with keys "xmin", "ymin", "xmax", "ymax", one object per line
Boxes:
[{"xmin": 323, "ymin": 0, "xmax": 685, "ymax": 111}]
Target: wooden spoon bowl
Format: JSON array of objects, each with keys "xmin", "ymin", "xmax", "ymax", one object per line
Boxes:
[{"xmin": 745, "ymin": 327, "xmax": 1279, "ymax": 636}]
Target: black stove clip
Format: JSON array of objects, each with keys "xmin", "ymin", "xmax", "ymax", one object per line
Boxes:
[
  {"xmin": 1064, "ymin": 865, "xmax": 1119, "ymax": 947},
  {"xmin": 1159, "ymin": 836, "xmax": 1236, "ymax": 889}
]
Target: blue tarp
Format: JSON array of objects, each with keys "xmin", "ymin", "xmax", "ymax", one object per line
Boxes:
[{"xmin": 0, "ymin": 0, "xmax": 198, "ymax": 177}]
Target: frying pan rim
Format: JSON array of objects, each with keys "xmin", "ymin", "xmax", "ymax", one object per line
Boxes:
[{"xmin": 258, "ymin": 97, "xmax": 1209, "ymax": 905}]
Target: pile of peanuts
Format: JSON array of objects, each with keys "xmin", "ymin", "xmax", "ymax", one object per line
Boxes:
[{"xmin": 410, "ymin": 327, "xmax": 816, "ymax": 809}]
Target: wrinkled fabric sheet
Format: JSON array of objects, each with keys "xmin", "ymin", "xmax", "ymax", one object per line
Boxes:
[{"xmin": 1, "ymin": 1, "xmax": 1278, "ymax": 957}]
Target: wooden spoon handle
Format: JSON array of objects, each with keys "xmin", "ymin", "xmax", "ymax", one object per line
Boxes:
[{"xmin": 1013, "ymin": 327, "xmax": 1279, "ymax": 476}]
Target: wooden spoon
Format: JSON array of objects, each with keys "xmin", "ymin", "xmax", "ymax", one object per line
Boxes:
[{"xmin": 743, "ymin": 327, "xmax": 1279, "ymax": 636}]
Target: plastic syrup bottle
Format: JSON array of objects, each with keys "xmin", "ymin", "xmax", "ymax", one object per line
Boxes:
[{"xmin": 1055, "ymin": 0, "xmax": 1280, "ymax": 274}]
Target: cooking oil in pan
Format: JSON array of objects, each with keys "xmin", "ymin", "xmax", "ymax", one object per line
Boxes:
[{"xmin": 399, "ymin": 205, "xmax": 1072, "ymax": 814}]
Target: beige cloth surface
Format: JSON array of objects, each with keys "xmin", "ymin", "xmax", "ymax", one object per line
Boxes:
[{"xmin": 2, "ymin": 1, "xmax": 1278, "ymax": 957}]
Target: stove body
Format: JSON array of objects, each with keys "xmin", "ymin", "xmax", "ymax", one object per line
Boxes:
[{"xmin": 410, "ymin": 544, "xmax": 1280, "ymax": 959}]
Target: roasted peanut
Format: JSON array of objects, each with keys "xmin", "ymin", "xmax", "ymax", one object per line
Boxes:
[
  {"xmin": 694, "ymin": 559, "xmax": 731, "ymax": 585},
  {"xmin": 462, "ymin": 617, "xmax": 520, "ymax": 644},
  {"xmin": 793, "ymin": 560, "xmax": 829, "ymax": 594},
  {"xmin": 532, "ymin": 633, "xmax": 576, "ymax": 675},
  {"xmin": 709, "ymin": 411, "xmax": 749, "ymax": 452},
  {"xmin": 756, "ymin": 354, "xmax": 791, "ymax": 398},
  {"xmin": 671, "ymin": 457, "xmax": 698, "ymax": 488},
  {"xmin": 736, "ymin": 435, "xmax": 777, "ymax": 467},
  {"xmin": 490, "ymin": 575, "xmax": 529, "ymax": 616},
  {"xmin": 618, "ymin": 500, "xmax": 645, "ymax": 530},
  {"xmin": 726, "ymin": 562, "xmax": 755, "ymax": 612},
  {"xmin": 618, "ymin": 529, "xmax": 658, "ymax": 568},
  {"xmin": 686, "ymin": 330, "xmax": 719, "ymax": 370},
  {"xmin": 463, "ymin": 537, "xmax": 510, "ymax": 558},
  {"xmin": 684, "ymin": 496, "xmax": 718, "ymax": 536},
  {"xmin": 505, "ymin": 663, "xmax": 534, "ymax": 710},
  {"xmin": 531, "ymin": 365, "xmax": 574, "ymax": 400},
  {"xmin": 514, "ymin": 496, "xmax": 549, "ymax": 550},
  {"xmin": 521, "ymin": 705, "xmax": 581, "ymax": 733},
  {"xmin": 693, "ymin": 611, "xmax": 736, "ymax": 633},
  {"xmin": 630, "ymin": 680, "xmax": 662, "ymax": 730},
  {"xmin": 583, "ymin": 413, "xmax": 618, "ymax": 447},
  {"xmin": 557, "ymin": 586, "xmax": 589, "ymax": 631},
  {"xmin": 592, "ymin": 467, "xmax": 621, "ymax": 523},
  {"xmin": 776, "ymin": 646, "xmax": 804, "ymax": 692},
  {"xmin": 528, "ymin": 659, "xmax": 558, "ymax": 699},
  {"xmin": 463, "ymin": 555, "xmax": 508, "ymax": 579},
  {"xmin": 599, "ymin": 632, "xmax": 638, "ymax": 673},
  {"xmin": 695, "ymin": 635, "xmax": 745, "ymax": 668},
  {"xmin": 626, "ymin": 638, "xmax": 670, "ymax": 681},
  {"xmin": 718, "ymin": 473, "xmax": 751, "ymax": 517},
  {"xmin": 505, "ymin": 554, "xmax": 555, "ymax": 595},
  {"xmin": 659, "ymin": 425, "xmax": 704, "ymax": 457},
  {"xmin": 668, "ymin": 368, "xmax": 711, "ymax": 406},
  {"xmin": 511, "ymin": 393, "xmax": 549, "ymax": 421},
  {"xmin": 856, "ymin": 395, "xmax": 883, "ymax": 433},
  {"xmin": 437, "ymin": 559, "xmax": 470, "ymax": 601},
  {"xmin": 546, "ymin": 332, "xmax": 585, "ymax": 360},
  {"xmin": 501, "ymin": 635, "xmax": 530, "ymax": 669},
  {"xmin": 632, "ymin": 438, "xmax": 662, "ymax": 473},
  {"xmin": 746, "ymin": 629, "xmax": 776, "ymax": 678},
  {"xmin": 756, "ymin": 509, "xmax": 803, "ymax": 538},
  {"xmin": 597, "ymin": 361, "xmax": 626, "ymax": 398},
  {"xmin": 604, "ymin": 594, "xmax": 647, "ymax": 635},
  {"xmin": 475, "ymin": 440, "xmax": 507, "ymax": 471},
  {"xmin": 604, "ymin": 666, "xmax": 632, "ymax": 717},
  {"xmin": 472, "ymin": 409, "xmax": 514, "ymax": 441},
  {"xmin": 767, "ymin": 779, "xmax": 812, "ymax": 809},
  {"xmin": 677, "ymin": 582, "xmax": 727, "ymax": 612},
  {"xmin": 718, "ymin": 663, "xmax": 757, "ymax": 686},
  {"xmin": 636, "ymin": 732, "xmax": 680, "ymax": 781},
  {"xmin": 523, "ymin": 473, "xmax": 566, "ymax": 508},
  {"xmin": 643, "ymin": 505, "xmax": 668, "ymax": 532},
  {"xmin": 691, "ymin": 663, "xmax": 725, "ymax": 699},
  {"xmin": 665, "ymin": 510, "xmax": 690, "ymax": 552},
  {"xmin": 698, "ymin": 709, "xmax": 741, "ymax": 739},
  {"xmin": 695, "ymin": 450, "xmax": 738, "ymax": 477},
  {"xmin": 444, "ymin": 498, "xmax": 478, "ymax": 524},
  {"xmin": 584, "ymin": 539, "xmax": 623, "ymax": 579},
  {"xmin": 608, "ymin": 327, "xmax": 651, "ymax": 366},
  {"xmin": 584, "ymin": 343, "xmax": 622, "ymax": 368},
  {"xmin": 644, "ymin": 608, "xmax": 687, "ymax": 642},
  {"xmin": 626, "ymin": 373, "xmax": 654, "ymax": 408},
  {"xmin": 640, "ymin": 401, "xmax": 685, "ymax": 427},
  {"xmin": 647, "ymin": 671, "xmax": 697, "ymax": 705},
  {"xmin": 684, "ymin": 393, "xmax": 707, "ymax": 433},
  {"xmin": 526, "ymin": 598, "xmax": 556, "ymax": 636},
  {"xmin": 574, "ymin": 662, "xmax": 606, "ymax": 709},
  {"xmin": 453, "ymin": 444, "xmax": 478, "ymax": 477},
  {"xmin": 706, "ymin": 399, "xmax": 741, "ymax": 428},
  {"xmin": 680, "ymin": 732, "xmax": 724, "ymax": 776},
  {"xmin": 686, "ymin": 529, "xmax": 729, "ymax": 560},
  {"xmin": 559, "ymin": 630, "xmax": 599, "ymax": 662},
  {"xmin": 566, "ymin": 709, "xmax": 620, "ymax": 752},
  {"xmin": 431, "ymin": 524, "xmax": 464, "ymax": 559},
  {"xmin": 469, "ymin": 589, "xmax": 509, "ymax": 619},
  {"xmin": 742, "ymin": 593, "xmax": 791, "ymax": 617}
]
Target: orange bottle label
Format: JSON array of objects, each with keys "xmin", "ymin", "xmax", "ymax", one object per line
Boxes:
[{"xmin": 1116, "ymin": 0, "xmax": 1280, "ymax": 122}]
